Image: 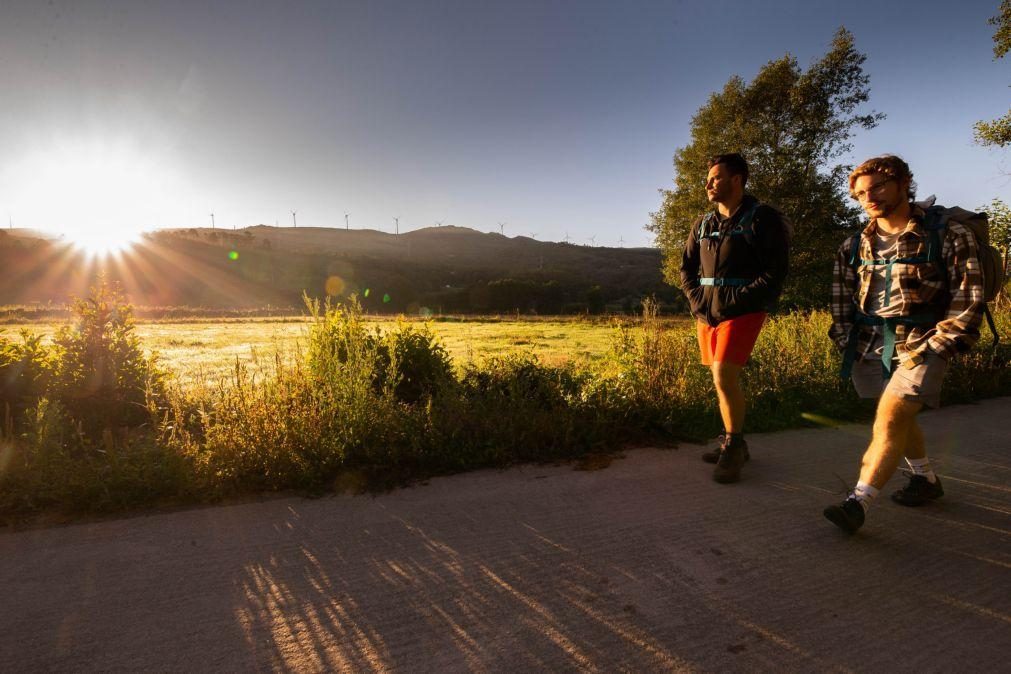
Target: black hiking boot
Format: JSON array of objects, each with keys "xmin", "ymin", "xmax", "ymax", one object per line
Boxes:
[
  {"xmin": 823, "ymin": 498, "xmax": 865, "ymax": 534},
  {"xmin": 702, "ymin": 435, "xmax": 750, "ymax": 464},
  {"xmin": 891, "ymin": 474, "xmax": 944, "ymax": 507},
  {"xmin": 712, "ymin": 440, "xmax": 747, "ymax": 484}
]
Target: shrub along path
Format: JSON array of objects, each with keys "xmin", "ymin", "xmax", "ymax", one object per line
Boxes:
[{"xmin": 2, "ymin": 398, "xmax": 1009, "ymax": 672}]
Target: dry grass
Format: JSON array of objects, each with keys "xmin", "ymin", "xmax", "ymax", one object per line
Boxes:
[{"xmin": 0, "ymin": 315, "xmax": 691, "ymax": 385}]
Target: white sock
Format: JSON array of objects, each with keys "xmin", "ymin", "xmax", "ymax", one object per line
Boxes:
[
  {"xmin": 851, "ymin": 481, "xmax": 879, "ymax": 513},
  {"xmin": 905, "ymin": 457, "xmax": 937, "ymax": 483}
]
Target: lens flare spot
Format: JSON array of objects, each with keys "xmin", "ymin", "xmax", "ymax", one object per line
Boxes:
[
  {"xmin": 800, "ymin": 412, "xmax": 842, "ymax": 427},
  {"xmin": 325, "ymin": 275, "xmax": 346, "ymax": 296},
  {"xmin": 382, "ymin": 293, "xmax": 391, "ymax": 304},
  {"xmin": 228, "ymin": 251, "xmax": 239, "ymax": 261},
  {"xmin": 363, "ymin": 288, "xmax": 371, "ymax": 298}
]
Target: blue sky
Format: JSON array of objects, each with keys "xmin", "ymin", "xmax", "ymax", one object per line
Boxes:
[{"xmin": 0, "ymin": 0, "xmax": 1007, "ymax": 247}]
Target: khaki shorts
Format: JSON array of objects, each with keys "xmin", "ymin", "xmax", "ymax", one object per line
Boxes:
[{"xmin": 850, "ymin": 352, "xmax": 948, "ymax": 409}]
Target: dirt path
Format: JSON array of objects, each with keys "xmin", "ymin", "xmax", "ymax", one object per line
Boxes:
[{"xmin": 2, "ymin": 398, "xmax": 1009, "ymax": 672}]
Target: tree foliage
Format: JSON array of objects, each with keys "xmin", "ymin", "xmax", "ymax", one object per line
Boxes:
[
  {"xmin": 649, "ymin": 27, "xmax": 882, "ymax": 307},
  {"xmin": 981, "ymin": 198, "xmax": 1011, "ymax": 276},
  {"xmin": 974, "ymin": 0, "xmax": 1011, "ymax": 147}
]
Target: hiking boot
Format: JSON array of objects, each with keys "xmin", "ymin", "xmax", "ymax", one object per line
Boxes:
[
  {"xmin": 891, "ymin": 474, "xmax": 944, "ymax": 507},
  {"xmin": 823, "ymin": 498, "xmax": 865, "ymax": 534},
  {"xmin": 712, "ymin": 441, "xmax": 747, "ymax": 484},
  {"xmin": 702, "ymin": 436, "xmax": 750, "ymax": 464}
]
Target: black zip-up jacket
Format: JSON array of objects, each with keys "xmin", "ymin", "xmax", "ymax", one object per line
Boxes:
[{"xmin": 679, "ymin": 195, "xmax": 791, "ymax": 327}]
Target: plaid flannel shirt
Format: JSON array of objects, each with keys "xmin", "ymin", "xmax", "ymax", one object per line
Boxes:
[{"xmin": 829, "ymin": 206, "xmax": 985, "ymax": 363}]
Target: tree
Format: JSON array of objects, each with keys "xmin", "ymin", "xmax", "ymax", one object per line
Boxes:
[
  {"xmin": 981, "ymin": 198, "xmax": 1011, "ymax": 278},
  {"xmin": 649, "ymin": 28, "xmax": 882, "ymax": 307},
  {"xmin": 974, "ymin": 1, "xmax": 1011, "ymax": 147}
]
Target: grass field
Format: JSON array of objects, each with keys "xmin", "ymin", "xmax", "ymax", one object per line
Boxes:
[{"xmin": 1, "ymin": 315, "xmax": 688, "ymax": 384}]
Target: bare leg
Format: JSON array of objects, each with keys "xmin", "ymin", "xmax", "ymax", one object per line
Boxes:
[
  {"xmin": 711, "ymin": 361, "xmax": 745, "ymax": 433},
  {"xmin": 859, "ymin": 392, "xmax": 923, "ymax": 489},
  {"xmin": 904, "ymin": 421, "xmax": 926, "ymax": 460}
]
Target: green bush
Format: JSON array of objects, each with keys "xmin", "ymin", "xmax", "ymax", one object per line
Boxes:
[
  {"xmin": 376, "ymin": 322, "xmax": 455, "ymax": 404},
  {"xmin": 0, "ymin": 397, "xmax": 192, "ymax": 517},
  {"xmin": 0, "ymin": 330, "xmax": 56, "ymax": 426},
  {"xmin": 440, "ymin": 353, "xmax": 596, "ymax": 464},
  {"xmin": 52, "ymin": 282, "xmax": 165, "ymax": 438},
  {"xmin": 0, "ymin": 283, "xmax": 181, "ymax": 519},
  {"xmin": 305, "ymin": 296, "xmax": 454, "ymax": 404}
]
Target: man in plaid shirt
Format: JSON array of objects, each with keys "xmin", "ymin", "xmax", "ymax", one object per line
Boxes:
[{"xmin": 824, "ymin": 155, "xmax": 985, "ymax": 534}]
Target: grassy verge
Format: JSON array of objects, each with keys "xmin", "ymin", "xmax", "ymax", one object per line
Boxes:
[
  {"xmin": 1, "ymin": 314, "xmax": 671, "ymax": 384},
  {"xmin": 2, "ymin": 288, "xmax": 1010, "ymax": 523}
]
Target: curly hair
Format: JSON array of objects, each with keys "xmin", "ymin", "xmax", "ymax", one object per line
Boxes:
[{"xmin": 848, "ymin": 155, "xmax": 916, "ymax": 200}]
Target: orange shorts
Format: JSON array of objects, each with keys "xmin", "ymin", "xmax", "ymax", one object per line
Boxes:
[{"xmin": 696, "ymin": 311, "xmax": 767, "ymax": 366}]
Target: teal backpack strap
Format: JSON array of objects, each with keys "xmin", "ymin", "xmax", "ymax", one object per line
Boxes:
[
  {"xmin": 730, "ymin": 203, "xmax": 760, "ymax": 246},
  {"xmin": 700, "ymin": 203, "xmax": 761, "ymax": 242},
  {"xmin": 839, "ymin": 319, "xmax": 866, "ymax": 379},
  {"xmin": 849, "ymin": 233, "xmax": 862, "ymax": 267},
  {"xmin": 736, "ymin": 203, "xmax": 759, "ymax": 229},
  {"xmin": 700, "ymin": 278, "xmax": 752, "ymax": 287},
  {"xmin": 697, "ymin": 212, "xmax": 720, "ymax": 241},
  {"xmin": 840, "ymin": 312, "xmax": 939, "ymax": 380}
]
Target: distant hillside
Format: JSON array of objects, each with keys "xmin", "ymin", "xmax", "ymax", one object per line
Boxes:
[{"xmin": 0, "ymin": 225, "xmax": 682, "ymax": 314}]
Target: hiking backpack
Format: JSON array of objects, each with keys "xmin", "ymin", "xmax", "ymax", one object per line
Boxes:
[{"xmin": 849, "ymin": 196, "xmax": 1006, "ymax": 345}]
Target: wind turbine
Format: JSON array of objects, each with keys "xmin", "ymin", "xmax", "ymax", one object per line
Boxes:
[
  {"xmin": 618, "ymin": 236, "xmax": 625, "ymax": 247},
  {"xmin": 564, "ymin": 231, "xmax": 572, "ymax": 244},
  {"xmin": 291, "ymin": 210, "xmax": 297, "ymax": 228},
  {"xmin": 344, "ymin": 213, "xmax": 350, "ymax": 230},
  {"xmin": 498, "ymin": 221, "xmax": 506, "ymax": 235},
  {"xmin": 586, "ymin": 235, "xmax": 596, "ymax": 247},
  {"xmin": 435, "ymin": 220, "xmax": 444, "ymax": 227},
  {"xmin": 394, "ymin": 216, "xmax": 400, "ymax": 235},
  {"xmin": 210, "ymin": 212, "xmax": 215, "ymax": 229},
  {"xmin": 530, "ymin": 232, "xmax": 538, "ymax": 239}
]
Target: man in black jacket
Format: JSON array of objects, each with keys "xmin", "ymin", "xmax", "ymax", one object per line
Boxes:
[{"xmin": 680, "ymin": 154, "xmax": 791, "ymax": 483}]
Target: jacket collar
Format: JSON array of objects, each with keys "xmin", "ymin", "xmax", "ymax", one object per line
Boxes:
[{"xmin": 712, "ymin": 194, "xmax": 758, "ymax": 222}]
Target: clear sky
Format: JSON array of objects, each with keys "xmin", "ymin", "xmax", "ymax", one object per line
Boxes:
[{"xmin": 0, "ymin": 0, "xmax": 1007, "ymax": 248}]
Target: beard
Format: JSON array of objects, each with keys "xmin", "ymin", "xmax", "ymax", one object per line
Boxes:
[{"xmin": 865, "ymin": 197, "xmax": 904, "ymax": 220}]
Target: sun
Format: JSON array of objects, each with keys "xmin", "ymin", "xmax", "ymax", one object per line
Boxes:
[
  {"xmin": 66, "ymin": 227, "xmax": 143, "ymax": 257},
  {"xmin": 2, "ymin": 137, "xmax": 178, "ymax": 255}
]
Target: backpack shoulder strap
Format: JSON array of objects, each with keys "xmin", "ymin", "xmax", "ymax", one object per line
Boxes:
[
  {"xmin": 738, "ymin": 202, "xmax": 759, "ymax": 229},
  {"xmin": 919, "ymin": 205, "xmax": 949, "ymax": 269},
  {"xmin": 734, "ymin": 202, "xmax": 761, "ymax": 247},
  {"xmin": 848, "ymin": 232, "xmax": 862, "ymax": 267},
  {"xmin": 697, "ymin": 212, "xmax": 718, "ymax": 240}
]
